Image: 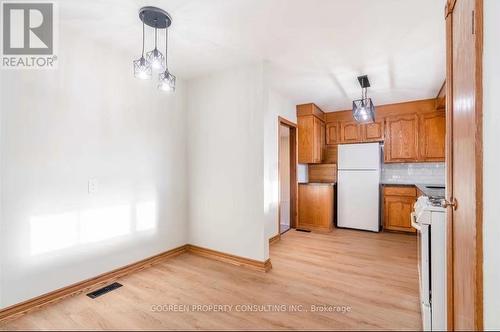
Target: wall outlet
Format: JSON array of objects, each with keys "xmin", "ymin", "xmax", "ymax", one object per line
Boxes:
[{"xmin": 88, "ymin": 178, "xmax": 98, "ymax": 194}]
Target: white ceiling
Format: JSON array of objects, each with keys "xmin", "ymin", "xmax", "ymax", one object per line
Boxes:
[{"xmin": 61, "ymin": 0, "xmax": 445, "ymax": 111}]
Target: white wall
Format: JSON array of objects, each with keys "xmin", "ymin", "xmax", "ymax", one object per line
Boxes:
[
  {"xmin": 0, "ymin": 26, "xmax": 188, "ymax": 308},
  {"xmin": 263, "ymin": 90, "xmax": 297, "ymax": 239},
  {"xmin": 482, "ymin": 1, "xmax": 500, "ymax": 329},
  {"xmin": 186, "ymin": 63, "xmax": 267, "ymax": 261}
]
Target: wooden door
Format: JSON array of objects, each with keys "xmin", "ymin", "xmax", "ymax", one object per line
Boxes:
[
  {"xmin": 340, "ymin": 121, "xmax": 362, "ymax": 143},
  {"xmin": 384, "ymin": 114, "xmax": 419, "ymax": 162},
  {"xmin": 419, "ymin": 111, "xmax": 446, "ymax": 161},
  {"xmin": 446, "ymin": 0, "xmax": 483, "ymax": 330},
  {"xmin": 326, "ymin": 122, "xmax": 339, "ymax": 145},
  {"xmin": 363, "ymin": 120, "xmax": 385, "ymax": 142}
]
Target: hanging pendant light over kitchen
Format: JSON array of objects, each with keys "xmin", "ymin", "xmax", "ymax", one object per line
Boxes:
[
  {"xmin": 158, "ymin": 28, "xmax": 176, "ymax": 92},
  {"xmin": 134, "ymin": 6, "xmax": 175, "ymax": 92},
  {"xmin": 352, "ymin": 75, "xmax": 375, "ymax": 123}
]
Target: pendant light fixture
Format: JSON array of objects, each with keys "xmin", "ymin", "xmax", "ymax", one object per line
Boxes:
[
  {"xmin": 158, "ymin": 28, "xmax": 176, "ymax": 92},
  {"xmin": 352, "ymin": 75, "xmax": 375, "ymax": 123},
  {"xmin": 134, "ymin": 6, "xmax": 175, "ymax": 92},
  {"xmin": 133, "ymin": 20, "xmax": 152, "ymax": 80},
  {"xmin": 146, "ymin": 28, "xmax": 165, "ymax": 70}
]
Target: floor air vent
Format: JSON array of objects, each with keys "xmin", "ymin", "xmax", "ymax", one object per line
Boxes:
[
  {"xmin": 296, "ymin": 229, "xmax": 311, "ymax": 233},
  {"xmin": 86, "ymin": 282, "xmax": 123, "ymax": 299}
]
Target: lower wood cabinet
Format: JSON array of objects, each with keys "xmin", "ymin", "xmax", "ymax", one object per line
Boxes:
[
  {"xmin": 383, "ymin": 185, "xmax": 417, "ymax": 233},
  {"xmin": 298, "ymin": 183, "xmax": 334, "ymax": 232}
]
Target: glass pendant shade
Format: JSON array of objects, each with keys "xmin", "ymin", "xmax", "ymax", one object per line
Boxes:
[
  {"xmin": 133, "ymin": 56, "xmax": 152, "ymax": 80},
  {"xmin": 158, "ymin": 70, "xmax": 176, "ymax": 92},
  {"xmin": 146, "ymin": 48, "xmax": 165, "ymax": 70},
  {"xmin": 352, "ymin": 98, "xmax": 375, "ymax": 123}
]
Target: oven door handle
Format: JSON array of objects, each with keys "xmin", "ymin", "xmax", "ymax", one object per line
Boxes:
[{"xmin": 411, "ymin": 212, "xmax": 422, "ymax": 231}]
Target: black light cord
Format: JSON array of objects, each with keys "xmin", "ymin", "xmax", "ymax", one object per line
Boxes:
[
  {"xmin": 164, "ymin": 28, "xmax": 168, "ymax": 69},
  {"xmin": 141, "ymin": 21, "xmax": 145, "ymax": 56}
]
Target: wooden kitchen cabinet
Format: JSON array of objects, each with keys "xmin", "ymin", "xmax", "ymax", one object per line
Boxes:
[
  {"xmin": 384, "ymin": 114, "xmax": 419, "ymax": 163},
  {"xmin": 298, "ymin": 184, "xmax": 334, "ymax": 232},
  {"xmin": 383, "ymin": 186, "xmax": 417, "ymax": 233},
  {"xmin": 326, "ymin": 121, "xmax": 340, "ymax": 145},
  {"xmin": 323, "ymin": 145, "xmax": 338, "ymax": 163},
  {"xmin": 419, "ymin": 111, "xmax": 445, "ymax": 161},
  {"xmin": 297, "ymin": 107, "xmax": 325, "ymax": 164},
  {"xmin": 339, "ymin": 121, "xmax": 362, "ymax": 143},
  {"xmin": 323, "ymin": 99, "xmax": 445, "ymax": 163},
  {"xmin": 362, "ymin": 119, "xmax": 385, "ymax": 142},
  {"xmin": 317, "ymin": 117, "xmax": 325, "ymax": 162}
]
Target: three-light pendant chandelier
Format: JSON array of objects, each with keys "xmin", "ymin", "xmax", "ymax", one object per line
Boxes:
[{"xmin": 133, "ymin": 6, "xmax": 176, "ymax": 92}]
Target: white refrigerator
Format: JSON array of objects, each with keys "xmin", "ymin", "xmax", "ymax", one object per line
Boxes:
[{"xmin": 337, "ymin": 143, "xmax": 381, "ymax": 232}]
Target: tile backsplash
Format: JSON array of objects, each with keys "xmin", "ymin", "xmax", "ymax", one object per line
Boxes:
[{"xmin": 381, "ymin": 162, "xmax": 445, "ymax": 185}]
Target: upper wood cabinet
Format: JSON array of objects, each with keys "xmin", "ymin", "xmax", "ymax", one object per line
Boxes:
[
  {"xmin": 314, "ymin": 117, "xmax": 325, "ymax": 163},
  {"xmin": 362, "ymin": 120, "xmax": 385, "ymax": 142},
  {"xmin": 419, "ymin": 111, "xmax": 445, "ymax": 162},
  {"xmin": 340, "ymin": 121, "xmax": 362, "ymax": 143},
  {"xmin": 326, "ymin": 122, "xmax": 339, "ymax": 145},
  {"xmin": 302, "ymin": 99, "xmax": 446, "ymax": 164},
  {"xmin": 384, "ymin": 114, "xmax": 419, "ymax": 163},
  {"xmin": 297, "ymin": 103, "xmax": 325, "ymax": 164}
]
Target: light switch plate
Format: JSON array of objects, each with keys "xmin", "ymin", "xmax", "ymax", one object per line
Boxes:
[{"xmin": 88, "ymin": 178, "xmax": 98, "ymax": 194}]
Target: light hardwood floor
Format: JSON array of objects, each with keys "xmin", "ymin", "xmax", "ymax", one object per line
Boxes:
[{"xmin": 0, "ymin": 229, "xmax": 421, "ymax": 331}]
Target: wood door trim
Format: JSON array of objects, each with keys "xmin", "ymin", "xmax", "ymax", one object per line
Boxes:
[
  {"xmin": 445, "ymin": 6, "xmax": 454, "ymax": 329},
  {"xmin": 277, "ymin": 116, "xmax": 298, "ymax": 241},
  {"xmin": 473, "ymin": 1, "xmax": 484, "ymax": 329},
  {"xmin": 446, "ymin": 0, "xmax": 484, "ymax": 329}
]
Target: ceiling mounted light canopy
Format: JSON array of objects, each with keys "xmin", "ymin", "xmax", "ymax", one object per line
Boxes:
[
  {"xmin": 133, "ymin": 6, "xmax": 175, "ymax": 92},
  {"xmin": 352, "ymin": 75, "xmax": 375, "ymax": 123}
]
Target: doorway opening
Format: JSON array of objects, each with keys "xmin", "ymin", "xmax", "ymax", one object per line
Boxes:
[{"xmin": 278, "ymin": 117, "xmax": 297, "ymax": 236}]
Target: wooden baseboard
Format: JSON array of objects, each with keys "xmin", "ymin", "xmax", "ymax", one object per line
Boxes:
[
  {"xmin": 0, "ymin": 243, "xmax": 273, "ymax": 323},
  {"xmin": 186, "ymin": 245, "xmax": 272, "ymax": 272},
  {"xmin": 269, "ymin": 234, "xmax": 280, "ymax": 245},
  {"xmin": 0, "ymin": 245, "xmax": 188, "ymax": 322}
]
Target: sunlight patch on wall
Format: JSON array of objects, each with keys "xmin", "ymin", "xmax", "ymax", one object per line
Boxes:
[
  {"xmin": 30, "ymin": 212, "xmax": 79, "ymax": 255},
  {"xmin": 136, "ymin": 201, "xmax": 157, "ymax": 231},
  {"xmin": 29, "ymin": 201, "xmax": 157, "ymax": 256}
]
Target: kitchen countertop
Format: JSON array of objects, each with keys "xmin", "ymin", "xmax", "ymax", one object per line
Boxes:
[
  {"xmin": 380, "ymin": 182, "xmax": 445, "ymax": 198},
  {"xmin": 415, "ymin": 184, "xmax": 446, "ymax": 198}
]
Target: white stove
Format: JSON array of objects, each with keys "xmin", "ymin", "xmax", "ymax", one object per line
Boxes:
[{"xmin": 412, "ymin": 196, "xmax": 447, "ymax": 331}]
